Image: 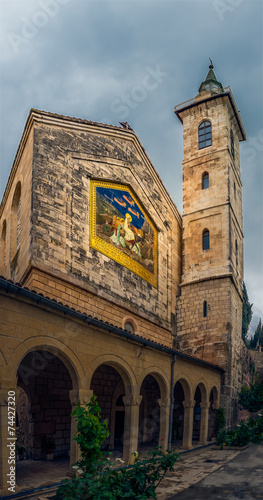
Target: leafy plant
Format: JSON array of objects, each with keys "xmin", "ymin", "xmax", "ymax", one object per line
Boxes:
[
  {"xmin": 214, "ymin": 407, "xmax": 225, "ymax": 436},
  {"xmin": 56, "ymin": 396, "xmax": 180, "ymax": 499},
  {"xmin": 238, "ymin": 374, "xmax": 263, "ymax": 412},
  {"xmin": 56, "ymin": 448, "xmax": 179, "ymax": 499},
  {"xmin": 71, "ymin": 395, "xmax": 110, "ymax": 474},
  {"xmin": 216, "ymin": 413, "xmax": 263, "ymax": 448}
]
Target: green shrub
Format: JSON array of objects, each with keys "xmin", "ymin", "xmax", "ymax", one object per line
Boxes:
[
  {"xmin": 70, "ymin": 395, "xmax": 110, "ymax": 474},
  {"xmin": 238, "ymin": 374, "xmax": 263, "ymax": 412},
  {"xmin": 216, "ymin": 413, "xmax": 263, "ymax": 448},
  {"xmin": 56, "ymin": 396, "xmax": 180, "ymax": 499},
  {"xmin": 215, "ymin": 407, "xmax": 225, "ymax": 436},
  {"xmin": 56, "ymin": 448, "xmax": 179, "ymax": 499}
]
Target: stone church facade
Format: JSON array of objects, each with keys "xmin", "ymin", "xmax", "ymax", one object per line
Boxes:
[{"xmin": 0, "ymin": 65, "xmax": 256, "ymax": 494}]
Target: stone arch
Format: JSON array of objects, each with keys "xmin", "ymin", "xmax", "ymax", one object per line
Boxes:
[
  {"xmin": 122, "ymin": 315, "xmax": 139, "ymax": 334},
  {"xmin": 138, "ymin": 367, "xmax": 170, "ymax": 450},
  {"xmin": 193, "ymin": 380, "xmax": 208, "ymax": 403},
  {"xmin": 174, "ymin": 374, "xmax": 193, "ymax": 403},
  {"xmin": 138, "ymin": 366, "xmax": 169, "ymax": 402},
  {"xmin": 209, "ymin": 385, "xmax": 220, "ymax": 409},
  {"xmin": 7, "ymin": 336, "xmax": 84, "ymax": 389},
  {"xmin": 208, "ymin": 385, "xmax": 220, "ymax": 441},
  {"xmin": 87, "ymin": 354, "xmax": 136, "ymax": 395},
  {"xmin": 193, "ymin": 380, "xmax": 209, "ymax": 445}
]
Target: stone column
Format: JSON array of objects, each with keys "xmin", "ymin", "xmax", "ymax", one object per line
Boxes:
[
  {"xmin": 0, "ymin": 389, "xmax": 18, "ymax": 496},
  {"xmin": 199, "ymin": 402, "xmax": 210, "ymax": 445},
  {"xmin": 122, "ymin": 394, "xmax": 142, "ymax": 464},
  {"xmin": 182, "ymin": 400, "xmax": 195, "ymax": 450},
  {"xmin": 158, "ymin": 397, "xmax": 170, "ymax": 452},
  {"xmin": 69, "ymin": 388, "xmax": 93, "ymax": 467}
]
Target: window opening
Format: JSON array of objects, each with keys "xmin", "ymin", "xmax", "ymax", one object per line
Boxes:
[
  {"xmin": 124, "ymin": 321, "xmax": 135, "ymax": 334},
  {"xmin": 198, "ymin": 121, "xmax": 212, "ymax": 150},
  {"xmin": 203, "ymin": 301, "xmax": 208, "ymax": 318},
  {"xmin": 202, "ymin": 172, "xmax": 209, "ymax": 189},
  {"xmin": 231, "ymin": 130, "xmax": 235, "ymax": 159},
  {"xmin": 203, "ymin": 230, "xmax": 210, "ymax": 251}
]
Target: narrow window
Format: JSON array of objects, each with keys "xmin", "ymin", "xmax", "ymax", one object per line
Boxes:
[
  {"xmin": 235, "ymin": 240, "xmax": 238, "ymax": 267},
  {"xmin": 202, "ymin": 172, "xmax": 209, "ymax": 189},
  {"xmin": 198, "ymin": 121, "xmax": 212, "ymax": 150},
  {"xmin": 231, "ymin": 130, "xmax": 235, "ymax": 159},
  {"xmin": 203, "ymin": 301, "xmax": 208, "ymax": 318},
  {"xmin": 0, "ymin": 220, "xmax": 7, "ymax": 274},
  {"xmin": 203, "ymin": 229, "xmax": 210, "ymax": 251},
  {"xmin": 10, "ymin": 182, "xmax": 21, "ymax": 260},
  {"xmin": 234, "ymin": 182, "xmax": 236, "ymax": 199}
]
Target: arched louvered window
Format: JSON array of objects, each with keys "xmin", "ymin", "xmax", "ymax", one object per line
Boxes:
[
  {"xmin": 198, "ymin": 121, "xmax": 212, "ymax": 149},
  {"xmin": 10, "ymin": 182, "xmax": 21, "ymax": 260},
  {"xmin": 203, "ymin": 229, "xmax": 210, "ymax": 251},
  {"xmin": 0, "ymin": 220, "xmax": 7, "ymax": 274},
  {"xmin": 231, "ymin": 130, "xmax": 235, "ymax": 159},
  {"xmin": 202, "ymin": 172, "xmax": 209, "ymax": 189}
]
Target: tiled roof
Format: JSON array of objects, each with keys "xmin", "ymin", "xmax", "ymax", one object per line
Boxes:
[{"xmin": 0, "ymin": 276, "xmax": 224, "ymax": 373}]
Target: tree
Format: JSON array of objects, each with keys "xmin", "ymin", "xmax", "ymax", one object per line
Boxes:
[
  {"xmin": 250, "ymin": 318, "xmax": 263, "ymax": 350},
  {"xmin": 242, "ymin": 282, "xmax": 253, "ymax": 345},
  {"xmin": 238, "ymin": 373, "xmax": 263, "ymax": 411}
]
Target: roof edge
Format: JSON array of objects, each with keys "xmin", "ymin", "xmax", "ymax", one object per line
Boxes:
[{"xmin": 0, "ymin": 276, "xmax": 224, "ymax": 373}]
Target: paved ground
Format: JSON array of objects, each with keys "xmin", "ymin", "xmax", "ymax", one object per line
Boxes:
[
  {"xmin": 157, "ymin": 443, "xmax": 263, "ymax": 500},
  {"xmin": 3, "ymin": 443, "xmax": 262, "ymax": 499}
]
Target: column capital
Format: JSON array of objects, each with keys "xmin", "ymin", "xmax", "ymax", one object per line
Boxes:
[
  {"xmin": 200, "ymin": 402, "xmax": 210, "ymax": 410},
  {"xmin": 212, "ymin": 403, "xmax": 220, "ymax": 410},
  {"xmin": 183, "ymin": 399, "xmax": 195, "ymax": 409},
  {"xmin": 158, "ymin": 397, "xmax": 170, "ymax": 408},
  {"xmin": 123, "ymin": 394, "xmax": 142, "ymax": 407},
  {"xmin": 69, "ymin": 389, "xmax": 93, "ymax": 406}
]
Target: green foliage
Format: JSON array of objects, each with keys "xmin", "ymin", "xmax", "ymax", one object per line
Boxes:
[
  {"xmin": 215, "ymin": 407, "xmax": 225, "ymax": 436},
  {"xmin": 56, "ymin": 396, "xmax": 179, "ymax": 499},
  {"xmin": 56, "ymin": 448, "xmax": 179, "ymax": 500},
  {"xmin": 216, "ymin": 413, "xmax": 263, "ymax": 448},
  {"xmin": 238, "ymin": 374, "xmax": 263, "ymax": 412},
  {"xmin": 250, "ymin": 318, "xmax": 263, "ymax": 350},
  {"xmin": 71, "ymin": 395, "xmax": 110, "ymax": 474},
  {"xmin": 242, "ymin": 282, "xmax": 253, "ymax": 345}
]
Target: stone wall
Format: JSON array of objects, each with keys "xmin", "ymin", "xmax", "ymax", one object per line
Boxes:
[{"xmin": 28, "ymin": 118, "xmax": 181, "ymax": 333}]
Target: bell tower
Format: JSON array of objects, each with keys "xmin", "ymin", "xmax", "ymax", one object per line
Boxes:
[{"xmin": 175, "ymin": 62, "xmax": 246, "ymax": 426}]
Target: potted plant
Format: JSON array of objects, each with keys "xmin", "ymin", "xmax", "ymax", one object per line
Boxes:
[{"xmin": 41, "ymin": 435, "xmax": 56, "ymax": 460}]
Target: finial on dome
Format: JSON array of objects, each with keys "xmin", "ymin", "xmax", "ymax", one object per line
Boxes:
[{"xmin": 198, "ymin": 60, "xmax": 223, "ymax": 94}]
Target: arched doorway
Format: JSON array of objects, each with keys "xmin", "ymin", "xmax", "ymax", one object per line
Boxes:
[
  {"xmin": 208, "ymin": 387, "xmax": 218, "ymax": 441},
  {"xmin": 172, "ymin": 381, "xmax": 184, "ymax": 447},
  {"xmin": 139, "ymin": 375, "xmax": 161, "ymax": 448},
  {"xmin": 90, "ymin": 364, "xmax": 126, "ymax": 453},
  {"xmin": 17, "ymin": 350, "xmax": 73, "ymax": 462}
]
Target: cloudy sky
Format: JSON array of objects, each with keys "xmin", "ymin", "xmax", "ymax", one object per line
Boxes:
[{"xmin": 0, "ymin": 0, "xmax": 262, "ymax": 320}]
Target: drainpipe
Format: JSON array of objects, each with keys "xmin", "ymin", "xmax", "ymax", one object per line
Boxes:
[{"xmin": 168, "ymin": 354, "xmax": 177, "ymax": 450}]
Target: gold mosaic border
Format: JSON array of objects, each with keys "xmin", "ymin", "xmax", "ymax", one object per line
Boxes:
[{"xmin": 90, "ymin": 180, "xmax": 158, "ymax": 288}]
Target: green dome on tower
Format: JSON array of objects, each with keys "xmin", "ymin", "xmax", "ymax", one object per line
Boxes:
[{"xmin": 198, "ymin": 60, "xmax": 224, "ymax": 94}]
